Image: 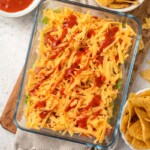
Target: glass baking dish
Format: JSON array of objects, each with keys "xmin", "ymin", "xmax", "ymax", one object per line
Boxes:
[{"xmin": 14, "ymin": 0, "xmax": 141, "ymax": 149}]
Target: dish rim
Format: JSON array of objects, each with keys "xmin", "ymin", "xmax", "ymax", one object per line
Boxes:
[{"xmin": 0, "ymin": 0, "xmax": 41, "ymax": 17}]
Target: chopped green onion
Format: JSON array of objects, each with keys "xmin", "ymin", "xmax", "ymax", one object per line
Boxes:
[
  {"xmin": 107, "ymin": 118, "xmax": 111, "ymax": 123},
  {"xmin": 53, "ymin": 9, "xmax": 61, "ymax": 13},
  {"xmin": 109, "ymin": 101, "xmax": 113, "ymax": 107},
  {"xmin": 122, "ymin": 22, "xmax": 126, "ymax": 28},
  {"xmin": 114, "ymin": 79, "xmax": 122, "ymax": 89},
  {"xmin": 25, "ymin": 95, "xmax": 29, "ymax": 104},
  {"xmin": 42, "ymin": 16, "xmax": 49, "ymax": 24}
]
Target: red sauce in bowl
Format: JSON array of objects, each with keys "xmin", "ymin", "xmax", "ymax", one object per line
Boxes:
[{"xmin": 0, "ymin": 0, "xmax": 33, "ymax": 13}]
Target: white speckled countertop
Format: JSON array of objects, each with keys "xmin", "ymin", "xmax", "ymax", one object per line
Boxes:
[{"xmin": 0, "ymin": 11, "xmax": 35, "ymax": 150}]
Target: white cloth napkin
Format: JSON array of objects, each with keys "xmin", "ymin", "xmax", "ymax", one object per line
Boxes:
[{"xmin": 13, "ymin": 129, "xmax": 92, "ymax": 150}]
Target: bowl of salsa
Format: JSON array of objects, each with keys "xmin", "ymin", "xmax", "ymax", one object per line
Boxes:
[{"xmin": 0, "ymin": 0, "xmax": 41, "ymax": 17}]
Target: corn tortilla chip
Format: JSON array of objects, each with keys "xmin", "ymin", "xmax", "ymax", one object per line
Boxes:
[
  {"xmin": 129, "ymin": 92, "xmax": 137, "ymax": 98},
  {"xmin": 142, "ymin": 17, "xmax": 150, "ymax": 30},
  {"xmin": 120, "ymin": 114, "xmax": 129, "ymax": 133},
  {"xmin": 96, "ymin": 0, "xmax": 115, "ymax": 6},
  {"xmin": 135, "ymin": 107, "xmax": 150, "ymax": 141},
  {"xmin": 108, "ymin": 3, "xmax": 129, "ymax": 9},
  {"xmin": 116, "ymin": 0, "xmax": 139, "ymax": 4},
  {"xmin": 145, "ymin": 139, "xmax": 150, "ymax": 148},
  {"xmin": 129, "ymin": 97, "xmax": 150, "ymax": 118},
  {"xmin": 138, "ymin": 37, "xmax": 144, "ymax": 52},
  {"xmin": 128, "ymin": 120, "xmax": 144, "ymax": 141},
  {"xmin": 127, "ymin": 101, "xmax": 136, "ymax": 128},
  {"xmin": 137, "ymin": 90, "xmax": 150, "ymax": 97},
  {"xmin": 140, "ymin": 69, "xmax": 150, "ymax": 83},
  {"xmin": 145, "ymin": 118, "xmax": 150, "ymax": 122},
  {"xmin": 125, "ymin": 130, "xmax": 133, "ymax": 144},
  {"xmin": 132, "ymin": 138, "xmax": 147, "ymax": 149}
]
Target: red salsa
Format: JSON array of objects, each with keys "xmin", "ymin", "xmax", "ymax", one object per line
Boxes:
[
  {"xmin": 39, "ymin": 110, "xmax": 50, "ymax": 119},
  {"xmin": 95, "ymin": 75, "xmax": 106, "ymax": 88},
  {"xmin": 87, "ymin": 29, "xmax": 95, "ymax": 38},
  {"xmin": 0, "ymin": 0, "xmax": 33, "ymax": 13},
  {"xmin": 76, "ymin": 115, "xmax": 89, "ymax": 128},
  {"xmin": 34, "ymin": 100, "xmax": 46, "ymax": 109},
  {"xmin": 99, "ymin": 27, "xmax": 119, "ymax": 53}
]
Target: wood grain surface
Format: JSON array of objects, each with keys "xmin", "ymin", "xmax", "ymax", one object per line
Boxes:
[
  {"xmin": 0, "ymin": 0, "xmax": 150, "ymax": 134},
  {"xmin": 0, "ymin": 71, "xmax": 22, "ymax": 134}
]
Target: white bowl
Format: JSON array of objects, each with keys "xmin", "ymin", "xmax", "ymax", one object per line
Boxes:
[
  {"xmin": 120, "ymin": 88, "xmax": 150, "ymax": 150},
  {"xmin": 95, "ymin": 0, "xmax": 144, "ymax": 12},
  {"xmin": 0, "ymin": 0, "xmax": 41, "ymax": 17}
]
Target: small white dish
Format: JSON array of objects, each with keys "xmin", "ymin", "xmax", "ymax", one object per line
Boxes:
[
  {"xmin": 95, "ymin": 0, "xmax": 144, "ymax": 13},
  {"xmin": 0, "ymin": 0, "xmax": 41, "ymax": 17},
  {"xmin": 120, "ymin": 88, "xmax": 150, "ymax": 150}
]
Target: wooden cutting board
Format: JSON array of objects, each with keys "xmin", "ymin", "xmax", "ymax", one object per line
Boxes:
[
  {"xmin": 0, "ymin": 71, "xmax": 23, "ymax": 134},
  {"xmin": 0, "ymin": 0, "xmax": 150, "ymax": 134}
]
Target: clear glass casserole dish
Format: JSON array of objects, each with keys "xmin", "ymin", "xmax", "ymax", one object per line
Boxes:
[{"xmin": 14, "ymin": 0, "xmax": 141, "ymax": 149}]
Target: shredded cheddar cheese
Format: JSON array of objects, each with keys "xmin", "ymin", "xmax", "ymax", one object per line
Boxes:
[{"xmin": 25, "ymin": 7, "xmax": 135, "ymax": 143}]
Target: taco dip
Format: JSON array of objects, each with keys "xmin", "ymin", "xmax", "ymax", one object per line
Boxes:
[{"xmin": 14, "ymin": 0, "xmax": 141, "ymax": 149}]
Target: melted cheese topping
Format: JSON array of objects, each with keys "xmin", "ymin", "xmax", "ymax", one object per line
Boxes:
[{"xmin": 25, "ymin": 7, "xmax": 135, "ymax": 143}]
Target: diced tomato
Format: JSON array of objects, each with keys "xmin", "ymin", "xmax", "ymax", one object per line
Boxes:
[
  {"xmin": 99, "ymin": 27, "xmax": 119, "ymax": 53},
  {"xmin": 95, "ymin": 75, "xmax": 106, "ymax": 88},
  {"xmin": 64, "ymin": 63, "xmax": 78, "ymax": 78},
  {"xmin": 115, "ymin": 55, "xmax": 119, "ymax": 62},
  {"xmin": 76, "ymin": 115, "xmax": 89, "ymax": 128},
  {"xmin": 83, "ymin": 95, "xmax": 101, "ymax": 110},
  {"xmin": 119, "ymin": 38, "xmax": 123, "ymax": 44},
  {"xmin": 91, "ymin": 109, "xmax": 102, "ymax": 120},
  {"xmin": 96, "ymin": 56, "xmax": 103, "ymax": 65},
  {"xmin": 65, "ymin": 99, "xmax": 78, "ymax": 112},
  {"xmin": 39, "ymin": 110, "xmax": 51, "ymax": 119},
  {"xmin": 87, "ymin": 29, "xmax": 95, "ymax": 38},
  {"xmin": 63, "ymin": 14, "xmax": 78, "ymax": 28},
  {"xmin": 34, "ymin": 100, "xmax": 46, "ymax": 109}
]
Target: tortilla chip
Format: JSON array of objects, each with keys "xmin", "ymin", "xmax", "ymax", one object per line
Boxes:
[
  {"xmin": 145, "ymin": 118, "xmax": 150, "ymax": 122},
  {"xmin": 128, "ymin": 92, "xmax": 137, "ymax": 98},
  {"xmin": 125, "ymin": 130, "xmax": 133, "ymax": 144},
  {"xmin": 140, "ymin": 69, "xmax": 150, "ymax": 83},
  {"xmin": 135, "ymin": 107, "xmax": 150, "ymax": 141},
  {"xmin": 108, "ymin": 3, "xmax": 129, "ymax": 9},
  {"xmin": 120, "ymin": 114, "xmax": 129, "ymax": 133},
  {"xmin": 128, "ymin": 120, "xmax": 144, "ymax": 141},
  {"xmin": 129, "ymin": 97, "xmax": 150, "ymax": 118},
  {"xmin": 116, "ymin": 0, "xmax": 139, "ymax": 4},
  {"xmin": 137, "ymin": 90, "xmax": 150, "ymax": 97},
  {"xmin": 142, "ymin": 17, "xmax": 150, "ymax": 30},
  {"xmin": 132, "ymin": 138, "xmax": 147, "ymax": 149},
  {"xmin": 145, "ymin": 139, "xmax": 150, "ymax": 148},
  {"xmin": 127, "ymin": 101, "xmax": 136, "ymax": 128},
  {"xmin": 138, "ymin": 37, "xmax": 144, "ymax": 52},
  {"xmin": 96, "ymin": 0, "xmax": 115, "ymax": 6}
]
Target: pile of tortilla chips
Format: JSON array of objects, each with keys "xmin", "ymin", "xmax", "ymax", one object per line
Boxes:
[
  {"xmin": 120, "ymin": 90, "xmax": 150, "ymax": 149},
  {"xmin": 96, "ymin": 0, "xmax": 139, "ymax": 9}
]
